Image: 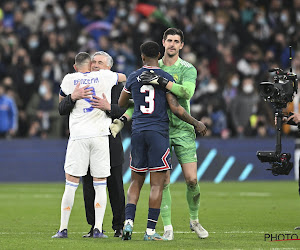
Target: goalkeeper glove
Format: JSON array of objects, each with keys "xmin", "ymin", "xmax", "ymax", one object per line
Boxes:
[
  {"xmin": 109, "ymin": 116, "xmax": 127, "ymax": 138},
  {"xmin": 140, "ymin": 70, "xmax": 169, "ymax": 88}
]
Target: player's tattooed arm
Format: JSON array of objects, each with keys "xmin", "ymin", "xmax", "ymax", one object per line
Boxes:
[{"xmin": 166, "ymin": 92, "xmax": 207, "ymax": 136}]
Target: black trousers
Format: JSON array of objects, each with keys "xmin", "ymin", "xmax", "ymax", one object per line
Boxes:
[{"xmin": 82, "ymin": 165, "xmax": 125, "ymax": 231}]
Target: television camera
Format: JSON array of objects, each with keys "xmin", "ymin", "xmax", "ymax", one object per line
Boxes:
[{"xmin": 256, "ymin": 47, "xmax": 298, "ymax": 176}]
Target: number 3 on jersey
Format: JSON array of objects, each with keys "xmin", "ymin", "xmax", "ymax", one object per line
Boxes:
[
  {"xmin": 140, "ymin": 85, "xmax": 155, "ymax": 114},
  {"xmin": 83, "ymin": 86, "xmax": 95, "ymax": 113}
]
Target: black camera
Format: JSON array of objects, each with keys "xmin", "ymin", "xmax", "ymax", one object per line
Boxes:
[
  {"xmin": 258, "ymin": 68, "xmax": 297, "ymax": 109},
  {"xmin": 256, "ymin": 151, "xmax": 293, "ymax": 176},
  {"xmin": 256, "ymin": 58, "xmax": 298, "ymax": 176}
]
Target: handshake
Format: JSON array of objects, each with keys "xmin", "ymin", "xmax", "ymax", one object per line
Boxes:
[{"xmin": 139, "ymin": 70, "xmax": 169, "ymax": 88}]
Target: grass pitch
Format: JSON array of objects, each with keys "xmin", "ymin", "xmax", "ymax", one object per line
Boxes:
[{"xmin": 1, "ymin": 181, "xmax": 300, "ymax": 249}]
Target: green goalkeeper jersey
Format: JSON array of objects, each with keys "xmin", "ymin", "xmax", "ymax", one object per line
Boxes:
[{"xmin": 159, "ymin": 57, "xmax": 197, "ymax": 138}]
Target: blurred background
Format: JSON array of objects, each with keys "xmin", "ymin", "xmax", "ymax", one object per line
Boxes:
[{"xmin": 1, "ymin": 0, "xmax": 300, "ymax": 182}]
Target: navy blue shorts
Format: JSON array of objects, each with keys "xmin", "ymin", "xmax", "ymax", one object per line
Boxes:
[{"xmin": 130, "ymin": 131, "xmax": 172, "ymax": 172}]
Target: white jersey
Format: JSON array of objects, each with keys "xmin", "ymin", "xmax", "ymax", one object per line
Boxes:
[{"xmin": 60, "ymin": 70, "xmax": 118, "ymax": 140}]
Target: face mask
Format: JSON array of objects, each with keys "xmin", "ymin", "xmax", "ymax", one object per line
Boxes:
[
  {"xmin": 215, "ymin": 23, "xmax": 225, "ymax": 33},
  {"xmin": 45, "ymin": 24, "xmax": 55, "ymax": 32},
  {"xmin": 39, "ymin": 85, "xmax": 47, "ymax": 96},
  {"xmin": 128, "ymin": 15, "xmax": 137, "ymax": 25},
  {"xmin": 118, "ymin": 8, "xmax": 127, "ymax": 18},
  {"xmin": 138, "ymin": 22, "xmax": 149, "ymax": 33},
  {"xmin": 207, "ymin": 83, "xmax": 218, "ymax": 93},
  {"xmin": 42, "ymin": 71, "xmax": 50, "ymax": 79},
  {"xmin": 280, "ymin": 14, "xmax": 288, "ymax": 23},
  {"xmin": 24, "ymin": 74, "xmax": 34, "ymax": 84},
  {"xmin": 194, "ymin": 7, "xmax": 203, "ymax": 16},
  {"xmin": 243, "ymin": 84, "xmax": 254, "ymax": 94},
  {"xmin": 29, "ymin": 40, "xmax": 39, "ymax": 49},
  {"xmin": 57, "ymin": 18, "xmax": 67, "ymax": 29},
  {"xmin": 257, "ymin": 17, "xmax": 265, "ymax": 25},
  {"xmin": 204, "ymin": 15, "xmax": 214, "ymax": 25},
  {"xmin": 231, "ymin": 78, "xmax": 239, "ymax": 87},
  {"xmin": 77, "ymin": 36, "xmax": 87, "ymax": 46},
  {"xmin": 67, "ymin": 7, "xmax": 76, "ymax": 15}
]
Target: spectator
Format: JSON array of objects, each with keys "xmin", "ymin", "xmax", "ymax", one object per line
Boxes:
[
  {"xmin": 26, "ymin": 79, "xmax": 61, "ymax": 138},
  {"xmin": 0, "ymin": 0, "xmax": 299, "ymax": 138},
  {"xmin": 0, "ymin": 83, "xmax": 18, "ymax": 138},
  {"xmin": 230, "ymin": 77, "xmax": 259, "ymax": 137}
]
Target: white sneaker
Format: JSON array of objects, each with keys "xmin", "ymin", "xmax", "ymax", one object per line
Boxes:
[
  {"xmin": 163, "ymin": 230, "xmax": 174, "ymax": 240},
  {"xmin": 190, "ymin": 221, "xmax": 209, "ymax": 239}
]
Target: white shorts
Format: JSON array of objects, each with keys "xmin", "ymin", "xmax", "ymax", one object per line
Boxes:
[{"xmin": 64, "ymin": 136, "xmax": 110, "ymax": 178}]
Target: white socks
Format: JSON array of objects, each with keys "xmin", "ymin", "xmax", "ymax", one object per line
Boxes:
[
  {"xmin": 93, "ymin": 180, "xmax": 107, "ymax": 231},
  {"xmin": 124, "ymin": 219, "xmax": 134, "ymax": 227},
  {"xmin": 164, "ymin": 224, "xmax": 173, "ymax": 232},
  {"xmin": 146, "ymin": 228, "xmax": 155, "ymax": 235},
  {"xmin": 59, "ymin": 180, "xmax": 79, "ymax": 231}
]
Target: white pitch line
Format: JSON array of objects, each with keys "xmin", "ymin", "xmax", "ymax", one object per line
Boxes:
[
  {"xmin": 239, "ymin": 192, "xmax": 271, "ymax": 197},
  {"xmin": 205, "ymin": 192, "xmax": 271, "ymax": 197},
  {"xmin": 0, "ymin": 231, "xmax": 280, "ymax": 235}
]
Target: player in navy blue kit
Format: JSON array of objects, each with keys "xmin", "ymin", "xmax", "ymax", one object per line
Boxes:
[{"xmin": 118, "ymin": 41, "xmax": 206, "ymax": 241}]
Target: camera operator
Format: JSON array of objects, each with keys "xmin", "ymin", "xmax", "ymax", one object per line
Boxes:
[
  {"xmin": 280, "ymin": 113, "xmax": 300, "ymax": 230},
  {"xmin": 286, "ymin": 113, "xmax": 300, "ymax": 125}
]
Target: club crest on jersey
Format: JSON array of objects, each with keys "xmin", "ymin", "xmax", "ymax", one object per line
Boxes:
[{"xmin": 173, "ymin": 74, "xmax": 179, "ymax": 82}]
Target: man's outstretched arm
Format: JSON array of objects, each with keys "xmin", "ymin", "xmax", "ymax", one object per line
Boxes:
[{"xmin": 166, "ymin": 92, "xmax": 207, "ymax": 136}]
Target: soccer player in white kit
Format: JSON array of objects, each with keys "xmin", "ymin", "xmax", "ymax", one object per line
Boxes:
[{"xmin": 52, "ymin": 52, "xmax": 126, "ymax": 238}]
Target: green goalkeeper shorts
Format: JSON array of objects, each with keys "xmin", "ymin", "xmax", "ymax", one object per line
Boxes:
[{"xmin": 170, "ymin": 134, "xmax": 197, "ymax": 164}]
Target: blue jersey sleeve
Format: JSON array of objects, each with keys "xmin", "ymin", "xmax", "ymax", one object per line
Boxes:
[
  {"xmin": 124, "ymin": 73, "xmax": 136, "ymax": 93},
  {"xmin": 165, "ymin": 73, "xmax": 174, "ymax": 83}
]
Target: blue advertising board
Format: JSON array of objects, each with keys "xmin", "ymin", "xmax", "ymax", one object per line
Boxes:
[{"xmin": 0, "ymin": 137, "xmax": 295, "ymax": 182}]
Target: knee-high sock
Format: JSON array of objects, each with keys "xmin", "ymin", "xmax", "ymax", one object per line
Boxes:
[
  {"xmin": 147, "ymin": 208, "xmax": 160, "ymax": 233},
  {"xmin": 93, "ymin": 180, "xmax": 107, "ymax": 231},
  {"xmin": 186, "ymin": 183, "xmax": 200, "ymax": 221},
  {"xmin": 160, "ymin": 183, "xmax": 172, "ymax": 227},
  {"xmin": 59, "ymin": 180, "xmax": 79, "ymax": 231}
]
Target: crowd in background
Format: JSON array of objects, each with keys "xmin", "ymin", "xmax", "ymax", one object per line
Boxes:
[{"xmin": 1, "ymin": 0, "xmax": 300, "ymax": 139}]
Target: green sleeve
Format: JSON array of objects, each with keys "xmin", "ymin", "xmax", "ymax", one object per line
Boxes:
[
  {"xmin": 170, "ymin": 66, "xmax": 197, "ymax": 100},
  {"xmin": 124, "ymin": 104, "xmax": 134, "ymax": 119},
  {"xmin": 170, "ymin": 81, "xmax": 195, "ymax": 100}
]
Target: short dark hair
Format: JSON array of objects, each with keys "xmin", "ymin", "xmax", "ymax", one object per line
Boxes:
[
  {"xmin": 75, "ymin": 52, "xmax": 91, "ymax": 66},
  {"xmin": 163, "ymin": 28, "xmax": 184, "ymax": 43},
  {"xmin": 140, "ymin": 41, "xmax": 160, "ymax": 58}
]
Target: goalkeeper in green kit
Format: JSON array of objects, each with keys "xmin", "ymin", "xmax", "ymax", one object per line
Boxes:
[{"xmin": 110, "ymin": 28, "xmax": 208, "ymax": 240}]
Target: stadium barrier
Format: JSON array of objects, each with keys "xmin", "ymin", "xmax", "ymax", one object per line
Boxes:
[{"xmin": 0, "ymin": 137, "xmax": 295, "ymax": 183}]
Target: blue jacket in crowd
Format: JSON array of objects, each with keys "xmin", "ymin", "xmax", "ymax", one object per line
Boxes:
[{"xmin": 0, "ymin": 95, "xmax": 18, "ymax": 133}]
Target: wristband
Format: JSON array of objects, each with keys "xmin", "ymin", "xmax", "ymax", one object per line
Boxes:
[
  {"xmin": 70, "ymin": 95, "xmax": 76, "ymax": 104},
  {"xmin": 119, "ymin": 116, "xmax": 128, "ymax": 124},
  {"xmin": 158, "ymin": 77, "xmax": 168, "ymax": 88}
]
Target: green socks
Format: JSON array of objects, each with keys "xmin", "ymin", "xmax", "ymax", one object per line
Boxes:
[
  {"xmin": 160, "ymin": 183, "xmax": 172, "ymax": 226},
  {"xmin": 160, "ymin": 183, "xmax": 200, "ymax": 225},
  {"xmin": 186, "ymin": 183, "xmax": 200, "ymax": 221}
]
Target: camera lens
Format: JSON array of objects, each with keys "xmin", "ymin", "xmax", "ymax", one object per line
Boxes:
[
  {"xmin": 264, "ymin": 86, "xmax": 273, "ymax": 94},
  {"xmin": 261, "ymin": 84, "xmax": 274, "ymax": 97}
]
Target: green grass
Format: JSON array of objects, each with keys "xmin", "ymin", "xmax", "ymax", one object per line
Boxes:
[{"xmin": 1, "ymin": 181, "xmax": 300, "ymax": 249}]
